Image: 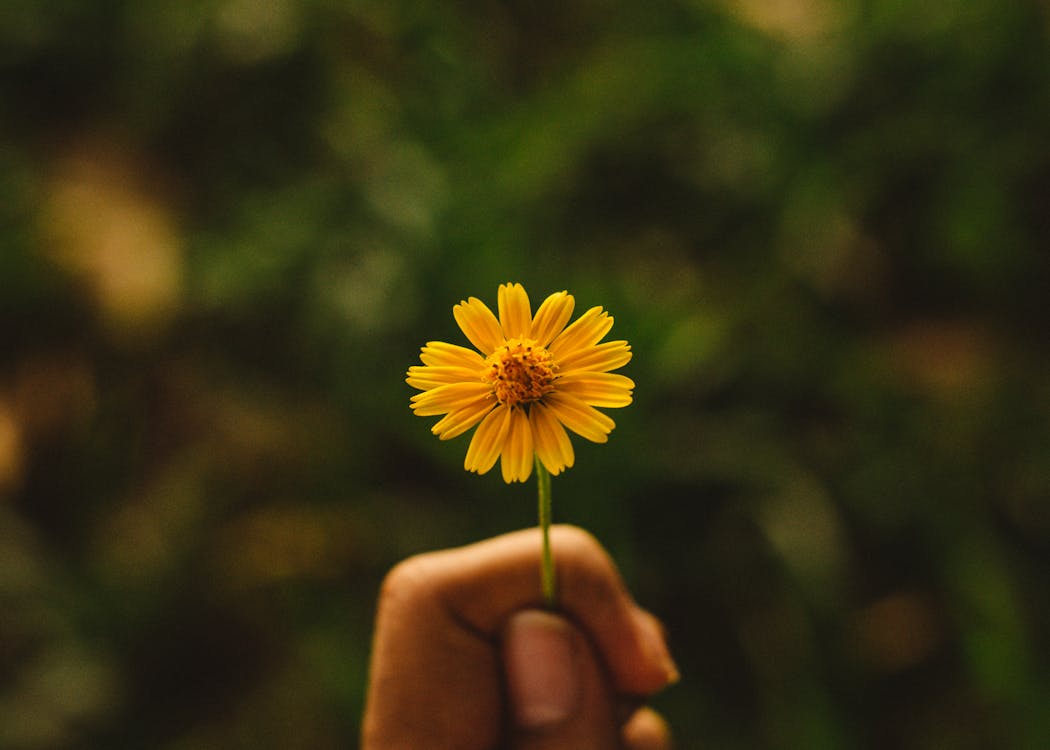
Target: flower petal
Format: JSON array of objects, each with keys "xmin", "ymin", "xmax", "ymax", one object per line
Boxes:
[
  {"xmin": 498, "ymin": 282, "xmax": 532, "ymax": 340},
  {"xmin": 409, "ymin": 284, "xmax": 633, "ymax": 481},
  {"xmin": 556, "ymin": 340, "xmax": 632, "ymax": 374},
  {"xmin": 410, "ymin": 382, "xmax": 492, "ymax": 416},
  {"xmin": 549, "ymin": 306, "xmax": 614, "ymax": 359},
  {"xmin": 453, "ymin": 297, "xmax": 504, "ymax": 355},
  {"xmin": 530, "ymin": 291, "xmax": 575, "ymax": 347},
  {"xmin": 544, "ymin": 391, "xmax": 615, "ymax": 443},
  {"xmin": 464, "ymin": 404, "xmax": 512, "ymax": 474},
  {"xmin": 419, "ymin": 341, "xmax": 486, "ymax": 369},
  {"xmin": 406, "ymin": 365, "xmax": 483, "ymax": 390},
  {"xmin": 529, "ymin": 402, "xmax": 575, "ymax": 475},
  {"xmin": 556, "ymin": 372, "xmax": 634, "ymax": 408},
  {"xmin": 430, "ymin": 396, "xmax": 497, "ymax": 440},
  {"xmin": 500, "ymin": 407, "xmax": 534, "ymax": 483}
]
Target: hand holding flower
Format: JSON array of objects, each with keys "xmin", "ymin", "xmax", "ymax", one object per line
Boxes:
[{"xmin": 361, "ymin": 527, "xmax": 677, "ymax": 750}]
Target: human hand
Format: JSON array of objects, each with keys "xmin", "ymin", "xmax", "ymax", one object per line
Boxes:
[{"xmin": 362, "ymin": 525, "xmax": 678, "ymax": 750}]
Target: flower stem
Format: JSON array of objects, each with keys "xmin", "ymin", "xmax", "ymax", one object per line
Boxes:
[{"xmin": 535, "ymin": 457, "xmax": 556, "ymax": 608}]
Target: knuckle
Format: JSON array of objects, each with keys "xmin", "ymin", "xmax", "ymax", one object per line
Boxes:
[
  {"xmin": 551, "ymin": 524, "xmax": 622, "ymax": 595},
  {"xmin": 377, "ymin": 552, "xmax": 442, "ymax": 610}
]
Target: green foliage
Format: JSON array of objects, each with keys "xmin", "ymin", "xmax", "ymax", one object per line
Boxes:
[{"xmin": 2, "ymin": 1, "xmax": 1049, "ymax": 747}]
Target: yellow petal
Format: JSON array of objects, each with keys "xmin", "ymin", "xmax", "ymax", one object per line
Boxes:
[
  {"xmin": 529, "ymin": 402, "xmax": 575, "ymax": 475},
  {"xmin": 498, "ymin": 282, "xmax": 532, "ymax": 340},
  {"xmin": 406, "ymin": 365, "xmax": 483, "ymax": 390},
  {"xmin": 410, "ymin": 382, "xmax": 492, "ymax": 416},
  {"xmin": 549, "ymin": 306, "xmax": 614, "ymax": 359},
  {"xmin": 430, "ymin": 396, "xmax": 497, "ymax": 440},
  {"xmin": 419, "ymin": 341, "xmax": 486, "ymax": 369},
  {"xmin": 557, "ymin": 340, "xmax": 632, "ymax": 374},
  {"xmin": 453, "ymin": 297, "xmax": 504, "ymax": 355},
  {"xmin": 530, "ymin": 291, "xmax": 575, "ymax": 347},
  {"xmin": 465, "ymin": 404, "xmax": 512, "ymax": 474},
  {"xmin": 500, "ymin": 407, "xmax": 534, "ymax": 483},
  {"xmin": 556, "ymin": 372, "xmax": 634, "ymax": 408},
  {"xmin": 544, "ymin": 391, "xmax": 615, "ymax": 443}
]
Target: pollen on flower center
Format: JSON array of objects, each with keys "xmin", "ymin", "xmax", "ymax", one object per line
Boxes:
[{"xmin": 483, "ymin": 338, "xmax": 557, "ymax": 407}]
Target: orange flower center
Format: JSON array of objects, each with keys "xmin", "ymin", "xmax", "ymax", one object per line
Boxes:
[{"xmin": 483, "ymin": 339, "xmax": 556, "ymax": 407}]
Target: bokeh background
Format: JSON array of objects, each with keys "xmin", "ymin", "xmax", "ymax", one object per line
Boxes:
[{"xmin": 2, "ymin": 1, "xmax": 1049, "ymax": 748}]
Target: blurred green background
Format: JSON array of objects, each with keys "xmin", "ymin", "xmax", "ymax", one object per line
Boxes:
[{"xmin": 2, "ymin": 1, "xmax": 1049, "ymax": 748}]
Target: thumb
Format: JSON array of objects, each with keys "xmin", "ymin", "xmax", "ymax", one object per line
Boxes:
[{"xmin": 502, "ymin": 609, "xmax": 619, "ymax": 750}]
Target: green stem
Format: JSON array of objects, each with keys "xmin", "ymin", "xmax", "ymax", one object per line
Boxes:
[{"xmin": 535, "ymin": 457, "xmax": 556, "ymax": 608}]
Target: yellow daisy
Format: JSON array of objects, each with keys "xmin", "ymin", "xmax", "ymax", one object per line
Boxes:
[{"xmin": 407, "ymin": 282, "xmax": 634, "ymax": 483}]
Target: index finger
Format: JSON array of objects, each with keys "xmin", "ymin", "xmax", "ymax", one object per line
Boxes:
[{"xmin": 401, "ymin": 524, "xmax": 677, "ymax": 696}]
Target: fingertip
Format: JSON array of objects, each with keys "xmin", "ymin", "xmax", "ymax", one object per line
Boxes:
[
  {"xmin": 503, "ymin": 610, "xmax": 581, "ymax": 731},
  {"xmin": 504, "ymin": 608, "xmax": 622, "ymax": 749},
  {"xmin": 623, "ymin": 707, "xmax": 674, "ymax": 750},
  {"xmin": 546, "ymin": 525, "xmax": 678, "ymax": 696},
  {"xmin": 633, "ymin": 609, "xmax": 680, "ymax": 690}
]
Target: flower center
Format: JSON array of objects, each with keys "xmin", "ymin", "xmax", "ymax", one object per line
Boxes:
[{"xmin": 483, "ymin": 338, "xmax": 556, "ymax": 407}]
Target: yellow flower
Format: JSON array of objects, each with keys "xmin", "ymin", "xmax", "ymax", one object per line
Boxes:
[{"xmin": 407, "ymin": 283, "xmax": 634, "ymax": 483}]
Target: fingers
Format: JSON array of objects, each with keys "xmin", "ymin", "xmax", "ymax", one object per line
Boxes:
[
  {"xmin": 361, "ymin": 526, "xmax": 677, "ymax": 750},
  {"xmin": 427, "ymin": 525, "xmax": 679, "ymax": 695},
  {"xmin": 504, "ymin": 609, "xmax": 619, "ymax": 750},
  {"xmin": 363, "ymin": 560, "xmax": 505, "ymax": 749},
  {"xmin": 622, "ymin": 707, "xmax": 674, "ymax": 750},
  {"xmin": 503, "ymin": 611, "xmax": 583, "ymax": 730},
  {"xmin": 503, "ymin": 610, "xmax": 673, "ymax": 750}
]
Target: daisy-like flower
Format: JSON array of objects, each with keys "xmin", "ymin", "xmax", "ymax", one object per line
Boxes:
[{"xmin": 407, "ymin": 282, "xmax": 634, "ymax": 483}]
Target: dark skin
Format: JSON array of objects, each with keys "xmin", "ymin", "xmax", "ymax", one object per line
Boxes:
[{"xmin": 362, "ymin": 525, "xmax": 677, "ymax": 750}]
